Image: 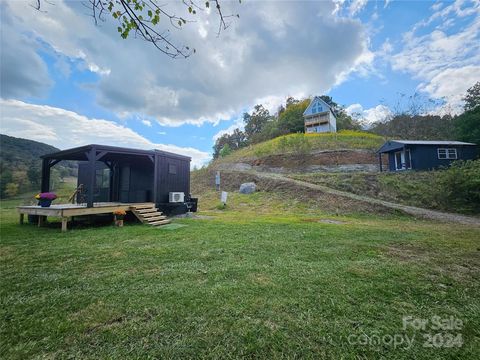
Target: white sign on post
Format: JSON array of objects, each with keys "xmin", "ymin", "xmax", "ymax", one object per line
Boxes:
[{"xmin": 221, "ymin": 191, "xmax": 228, "ymax": 204}]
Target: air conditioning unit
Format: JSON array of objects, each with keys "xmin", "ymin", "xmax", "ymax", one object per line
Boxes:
[{"xmin": 169, "ymin": 192, "xmax": 185, "ymax": 203}]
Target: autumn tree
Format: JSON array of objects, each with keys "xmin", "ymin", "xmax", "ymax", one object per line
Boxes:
[{"xmin": 277, "ymin": 98, "xmax": 310, "ymax": 134}]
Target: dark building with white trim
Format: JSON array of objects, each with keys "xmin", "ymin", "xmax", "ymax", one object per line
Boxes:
[{"xmin": 377, "ymin": 140, "xmax": 478, "ymax": 171}]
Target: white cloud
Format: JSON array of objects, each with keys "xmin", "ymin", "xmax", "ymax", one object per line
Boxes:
[
  {"xmin": 0, "ymin": 99, "xmax": 210, "ymax": 167},
  {"xmin": 141, "ymin": 119, "xmax": 152, "ymax": 127},
  {"xmin": 390, "ymin": 0, "xmax": 480, "ymax": 113},
  {"xmin": 0, "ymin": 2, "xmax": 52, "ymax": 98},
  {"xmin": 346, "ymin": 103, "xmax": 393, "ymax": 124},
  {"xmin": 2, "ymin": 0, "xmax": 372, "ymax": 127},
  {"xmin": 349, "ymin": 0, "xmax": 368, "ymax": 16},
  {"xmin": 212, "ymin": 117, "xmax": 245, "ymax": 141}
]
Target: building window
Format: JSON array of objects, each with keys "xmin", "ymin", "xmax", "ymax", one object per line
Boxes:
[
  {"xmin": 168, "ymin": 163, "xmax": 177, "ymax": 174},
  {"xmin": 438, "ymin": 148, "xmax": 457, "ymax": 159},
  {"xmin": 312, "ymin": 103, "xmax": 323, "ymax": 114}
]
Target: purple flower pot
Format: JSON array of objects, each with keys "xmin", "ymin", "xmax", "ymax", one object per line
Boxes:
[{"xmin": 38, "ymin": 199, "xmax": 52, "ymax": 207}]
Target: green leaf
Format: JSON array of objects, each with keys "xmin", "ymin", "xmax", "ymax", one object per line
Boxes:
[
  {"xmin": 188, "ymin": 6, "xmax": 192, "ymax": 13},
  {"xmin": 148, "ymin": 10, "xmax": 152, "ymax": 17}
]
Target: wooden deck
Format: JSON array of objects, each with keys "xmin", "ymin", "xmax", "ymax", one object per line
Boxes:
[{"xmin": 17, "ymin": 202, "xmax": 156, "ymax": 232}]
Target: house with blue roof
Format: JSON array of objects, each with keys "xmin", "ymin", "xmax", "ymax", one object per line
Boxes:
[{"xmin": 303, "ymin": 97, "xmax": 337, "ymax": 133}]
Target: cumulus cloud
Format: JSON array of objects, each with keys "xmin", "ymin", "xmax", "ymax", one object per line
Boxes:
[
  {"xmin": 2, "ymin": 0, "xmax": 371, "ymax": 127},
  {"xmin": 141, "ymin": 119, "xmax": 152, "ymax": 127},
  {"xmin": 0, "ymin": 2, "xmax": 53, "ymax": 98},
  {"xmin": 346, "ymin": 103, "xmax": 393, "ymax": 124},
  {"xmin": 390, "ymin": 0, "xmax": 480, "ymax": 113},
  {"xmin": 0, "ymin": 99, "xmax": 210, "ymax": 167}
]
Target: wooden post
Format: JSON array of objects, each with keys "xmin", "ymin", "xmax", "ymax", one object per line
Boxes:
[
  {"xmin": 87, "ymin": 147, "xmax": 96, "ymax": 208},
  {"xmin": 61, "ymin": 217, "xmax": 68, "ymax": 232},
  {"xmin": 378, "ymin": 153, "xmax": 383, "ymax": 172},
  {"xmin": 41, "ymin": 158, "xmax": 51, "ymax": 192},
  {"xmin": 152, "ymin": 153, "xmax": 158, "ymax": 204},
  {"xmin": 19, "ymin": 213, "xmax": 24, "ymax": 225},
  {"xmin": 38, "ymin": 216, "xmax": 45, "ymax": 227}
]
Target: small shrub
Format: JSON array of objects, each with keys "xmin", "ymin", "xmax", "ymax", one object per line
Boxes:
[
  {"xmin": 435, "ymin": 160, "xmax": 480, "ymax": 213},
  {"xmin": 216, "ymin": 202, "xmax": 227, "ymax": 210}
]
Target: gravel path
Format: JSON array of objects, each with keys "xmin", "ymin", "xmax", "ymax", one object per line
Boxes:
[{"xmin": 231, "ymin": 170, "xmax": 480, "ymax": 226}]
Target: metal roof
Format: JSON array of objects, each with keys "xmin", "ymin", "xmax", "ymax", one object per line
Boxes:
[
  {"xmin": 377, "ymin": 140, "xmax": 477, "ymax": 153},
  {"xmin": 41, "ymin": 144, "xmax": 191, "ymax": 161},
  {"xmin": 389, "ymin": 140, "xmax": 476, "ymax": 145}
]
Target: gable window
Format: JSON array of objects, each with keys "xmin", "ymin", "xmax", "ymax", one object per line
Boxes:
[
  {"xmin": 438, "ymin": 148, "xmax": 457, "ymax": 159},
  {"xmin": 168, "ymin": 163, "xmax": 177, "ymax": 175},
  {"xmin": 312, "ymin": 103, "xmax": 323, "ymax": 114}
]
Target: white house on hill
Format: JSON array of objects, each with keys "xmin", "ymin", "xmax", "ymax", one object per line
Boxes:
[{"xmin": 303, "ymin": 97, "xmax": 337, "ymax": 133}]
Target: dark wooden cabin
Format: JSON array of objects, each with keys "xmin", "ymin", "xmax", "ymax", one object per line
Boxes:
[
  {"xmin": 41, "ymin": 144, "xmax": 193, "ymax": 212},
  {"xmin": 377, "ymin": 140, "xmax": 478, "ymax": 171}
]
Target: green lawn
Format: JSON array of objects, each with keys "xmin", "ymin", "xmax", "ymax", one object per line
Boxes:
[{"xmin": 1, "ymin": 192, "xmax": 479, "ymax": 359}]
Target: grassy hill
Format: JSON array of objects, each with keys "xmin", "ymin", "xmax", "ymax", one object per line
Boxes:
[
  {"xmin": 195, "ymin": 131, "xmax": 480, "ymax": 215},
  {"xmin": 213, "ymin": 131, "xmax": 384, "ymax": 164},
  {"xmin": 0, "ymin": 134, "xmax": 77, "ymax": 198}
]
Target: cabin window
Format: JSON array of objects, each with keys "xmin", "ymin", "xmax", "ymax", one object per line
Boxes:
[
  {"xmin": 95, "ymin": 168, "xmax": 110, "ymax": 189},
  {"xmin": 168, "ymin": 163, "xmax": 177, "ymax": 175},
  {"xmin": 438, "ymin": 148, "xmax": 457, "ymax": 159}
]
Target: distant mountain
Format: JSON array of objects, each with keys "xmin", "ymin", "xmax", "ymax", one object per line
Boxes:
[
  {"xmin": 1, "ymin": 134, "xmax": 60, "ymax": 165},
  {"xmin": 0, "ymin": 134, "xmax": 76, "ymax": 197}
]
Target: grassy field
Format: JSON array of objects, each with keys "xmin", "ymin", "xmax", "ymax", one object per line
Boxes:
[
  {"xmin": 1, "ymin": 189, "xmax": 480, "ymax": 359},
  {"xmin": 213, "ymin": 131, "xmax": 384, "ymax": 164}
]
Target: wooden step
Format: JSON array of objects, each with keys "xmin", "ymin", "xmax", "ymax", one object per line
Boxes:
[
  {"xmin": 145, "ymin": 215, "xmax": 167, "ymax": 222},
  {"xmin": 141, "ymin": 212, "xmax": 164, "ymax": 218},
  {"xmin": 136, "ymin": 208, "xmax": 158, "ymax": 214},
  {"xmin": 132, "ymin": 204, "xmax": 156, "ymax": 209},
  {"xmin": 149, "ymin": 219, "xmax": 171, "ymax": 226}
]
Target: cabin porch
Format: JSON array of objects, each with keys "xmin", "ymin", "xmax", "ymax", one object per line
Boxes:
[{"xmin": 16, "ymin": 202, "xmax": 168, "ymax": 232}]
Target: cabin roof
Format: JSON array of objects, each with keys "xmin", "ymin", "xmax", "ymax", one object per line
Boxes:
[
  {"xmin": 303, "ymin": 96, "xmax": 336, "ymax": 118},
  {"xmin": 378, "ymin": 140, "xmax": 477, "ymax": 153},
  {"xmin": 41, "ymin": 144, "xmax": 191, "ymax": 161}
]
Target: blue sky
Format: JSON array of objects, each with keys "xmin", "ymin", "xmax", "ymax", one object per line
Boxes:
[{"xmin": 1, "ymin": 0, "xmax": 479, "ymax": 166}]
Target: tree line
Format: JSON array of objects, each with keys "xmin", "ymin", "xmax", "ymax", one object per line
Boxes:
[{"xmin": 213, "ymin": 82, "xmax": 480, "ymax": 158}]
